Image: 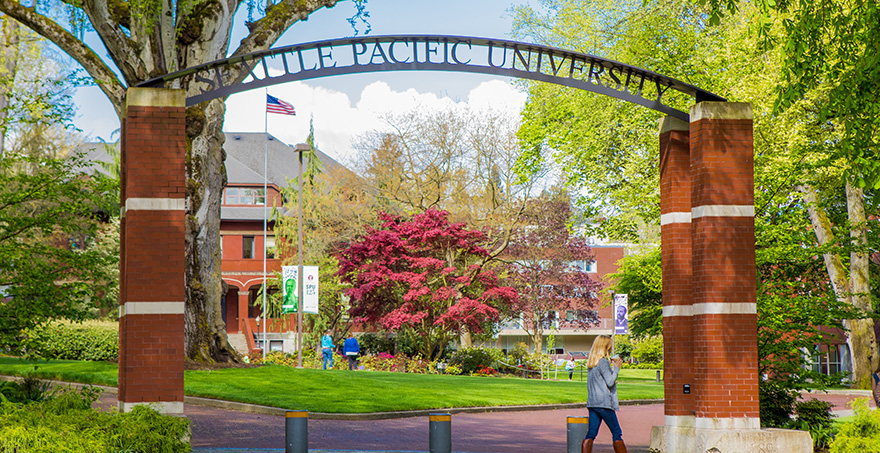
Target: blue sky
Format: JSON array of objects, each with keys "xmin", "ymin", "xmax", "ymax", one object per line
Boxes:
[{"xmin": 71, "ymin": 0, "xmax": 536, "ymax": 160}]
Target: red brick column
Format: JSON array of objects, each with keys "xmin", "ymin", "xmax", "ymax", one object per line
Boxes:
[
  {"xmin": 690, "ymin": 102, "xmax": 759, "ymax": 429},
  {"xmin": 118, "ymin": 88, "xmax": 186, "ymax": 414},
  {"xmin": 659, "ymin": 116, "xmax": 694, "ymax": 425}
]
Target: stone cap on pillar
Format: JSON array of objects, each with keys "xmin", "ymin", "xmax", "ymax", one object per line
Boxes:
[
  {"xmin": 659, "ymin": 116, "xmax": 689, "ymax": 134},
  {"xmin": 125, "ymin": 87, "xmax": 185, "ymax": 115},
  {"xmin": 690, "ymin": 102, "xmax": 753, "ymax": 122}
]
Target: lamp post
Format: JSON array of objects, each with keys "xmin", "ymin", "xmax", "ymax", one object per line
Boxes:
[{"xmin": 293, "ymin": 143, "xmax": 309, "ymax": 368}]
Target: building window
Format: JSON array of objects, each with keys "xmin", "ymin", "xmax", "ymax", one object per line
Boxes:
[
  {"xmin": 810, "ymin": 344, "xmax": 847, "ymax": 376},
  {"xmin": 226, "ymin": 187, "xmax": 266, "ymax": 205},
  {"xmin": 243, "ymin": 236, "xmax": 255, "ymax": 259},
  {"xmin": 265, "ymin": 236, "xmax": 276, "ymax": 259},
  {"xmin": 569, "ymin": 260, "xmax": 597, "ymax": 273}
]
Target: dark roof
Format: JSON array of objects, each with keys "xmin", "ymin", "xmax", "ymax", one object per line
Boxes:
[{"xmin": 223, "ymin": 132, "xmax": 344, "ymax": 187}]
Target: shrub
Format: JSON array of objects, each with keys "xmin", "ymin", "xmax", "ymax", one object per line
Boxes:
[
  {"xmin": 358, "ymin": 333, "xmax": 395, "ymax": 356},
  {"xmin": 620, "ymin": 361, "xmax": 663, "ymax": 369},
  {"xmin": 473, "ymin": 365, "xmax": 497, "ymax": 377},
  {"xmin": 631, "ymin": 336, "xmax": 663, "ymax": 363},
  {"xmin": 759, "ymin": 379, "xmax": 798, "ymax": 428},
  {"xmin": 791, "ymin": 398, "xmax": 834, "ymax": 451},
  {"xmin": 0, "ymin": 375, "xmax": 53, "ymax": 403},
  {"xmin": 829, "ymin": 399, "xmax": 880, "ymax": 453},
  {"xmin": 25, "ymin": 320, "xmax": 119, "ymax": 361},
  {"xmin": 449, "ymin": 347, "xmax": 496, "ymax": 375},
  {"xmin": 0, "ymin": 385, "xmax": 190, "ymax": 452},
  {"xmin": 444, "ymin": 364, "xmax": 462, "ymax": 375}
]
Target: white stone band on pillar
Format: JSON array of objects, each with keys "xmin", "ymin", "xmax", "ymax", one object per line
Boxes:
[
  {"xmin": 123, "ymin": 197, "xmax": 186, "ymax": 214},
  {"xmin": 695, "ymin": 417, "xmax": 760, "ymax": 430},
  {"xmin": 663, "ymin": 303, "xmax": 756, "ymax": 318},
  {"xmin": 120, "ymin": 301, "xmax": 185, "ymax": 317},
  {"xmin": 692, "ymin": 205, "xmax": 754, "ymax": 219},
  {"xmin": 118, "ymin": 401, "xmax": 184, "ymax": 415},
  {"xmin": 660, "ymin": 212, "xmax": 692, "ymax": 225},
  {"xmin": 665, "ymin": 415, "xmax": 696, "ymax": 428}
]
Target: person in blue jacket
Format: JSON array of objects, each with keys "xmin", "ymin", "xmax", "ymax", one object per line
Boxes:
[
  {"xmin": 343, "ymin": 331, "xmax": 361, "ymax": 370},
  {"xmin": 321, "ymin": 330, "xmax": 334, "ymax": 370}
]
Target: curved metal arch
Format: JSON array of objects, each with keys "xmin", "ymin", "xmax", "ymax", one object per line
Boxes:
[{"xmin": 138, "ymin": 35, "xmax": 725, "ymax": 121}]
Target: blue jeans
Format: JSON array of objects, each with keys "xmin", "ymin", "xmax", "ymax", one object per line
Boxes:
[
  {"xmin": 322, "ymin": 348, "xmax": 333, "ymax": 369},
  {"xmin": 586, "ymin": 407, "xmax": 623, "ymax": 442}
]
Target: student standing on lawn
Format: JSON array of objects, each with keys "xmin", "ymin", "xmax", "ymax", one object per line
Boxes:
[
  {"xmin": 321, "ymin": 330, "xmax": 334, "ymax": 370},
  {"xmin": 566, "ymin": 356, "xmax": 576, "ymax": 380},
  {"xmin": 582, "ymin": 335, "xmax": 627, "ymax": 453},
  {"xmin": 343, "ymin": 332, "xmax": 360, "ymax": 370}
]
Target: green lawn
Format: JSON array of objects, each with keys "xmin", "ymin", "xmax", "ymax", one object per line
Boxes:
[{"xmin": 0, "ymin": 357, "xmax": 664, "ymax": 413}]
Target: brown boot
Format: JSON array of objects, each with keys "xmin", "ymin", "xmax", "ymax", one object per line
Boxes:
[
  {"xmin": 612, "ymin": 439, "xmax": 627, "ymax": 453},
  {"xmin": 581, "ymin": 438, "xmax": 593, "ymax": 453}
]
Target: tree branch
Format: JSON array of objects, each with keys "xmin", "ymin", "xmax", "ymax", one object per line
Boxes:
[
  {"xmin": 0, "ymin": 0, "xmax": 126, "ymax": 114},
  {"xmin": 230, "ymin": 0, "xmax": 341, "ymax": 57},
  {"xmin": 82, "ymin": 0, "xmax": 146, "ymax": 84}
]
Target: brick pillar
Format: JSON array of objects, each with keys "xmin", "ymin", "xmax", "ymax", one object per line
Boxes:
[
  {"xmin": 689, "ymin": 102, "xmax": 759, "ymax": 428},
  {"xmin": 658, "ymin": 116, "xmax": 694, "ymax": 425},
  {"xmin": 118, "ymin": 88, "xmax": 186, "ymax": 414}
]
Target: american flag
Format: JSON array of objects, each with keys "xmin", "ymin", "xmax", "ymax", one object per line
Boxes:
[{"xmin": 267, "ymin": 94, "xmax": 296, "ymax": 116}]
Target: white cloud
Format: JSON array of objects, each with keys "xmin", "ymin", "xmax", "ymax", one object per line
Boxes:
[{"xmin": 222, "ymin": 79, "xmax": 526, "ymax": 164}]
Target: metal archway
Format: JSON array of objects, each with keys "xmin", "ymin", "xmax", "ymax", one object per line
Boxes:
[{"xmin": 138, "ymin": 35, "xmax": 724, "ymax": 121}]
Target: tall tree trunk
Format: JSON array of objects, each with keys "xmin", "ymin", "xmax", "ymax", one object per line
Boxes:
[
  {"xmin": 844, "ymin": 181, "xmax": 878, "ymax": 388},
  {"xmin": 459, "ymin": 331, "xmax": 473, "ymax": 348},
  {"xmin": 797, "ymin": 183, "xmax": 878, "ymax": 388},
  {"xmin": 183, "ymin": 98, "xmax": 237, "ymax": 362}
]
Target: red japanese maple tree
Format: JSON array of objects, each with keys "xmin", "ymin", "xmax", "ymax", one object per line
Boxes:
[{"xmin": 336, "ymin": 209, "xmax": 518, "ymax": 359}]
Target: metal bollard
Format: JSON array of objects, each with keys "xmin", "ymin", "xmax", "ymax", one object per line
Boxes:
[
  {"xmin": 285, "ymin": 410, "xmax": 308, "ymax": 453},
  {"xmin": 566, "ymin": 416, "xmax": 589, "ymax": 453},
  {"xmin": 656, "ymin": 370, "xmax": 662, "ymax": 382},
  {"xmin": 429, "ymin": 413, "xmax": 452, "ymax": 453}
]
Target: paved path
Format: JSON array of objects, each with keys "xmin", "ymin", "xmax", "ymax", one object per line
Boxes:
[{"xmin": 93, "ymin": 387, "xmax": 875, "ymax": 453}]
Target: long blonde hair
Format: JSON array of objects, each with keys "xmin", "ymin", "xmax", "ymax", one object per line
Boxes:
[{"xmin": 586, "ymin": 335, "xmax": 613, "ymax": 369}]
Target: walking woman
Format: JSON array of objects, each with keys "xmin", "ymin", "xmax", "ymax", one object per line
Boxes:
[{"xmin": 582, "ymin": 335, "xmax": 627, "ymax": 453}]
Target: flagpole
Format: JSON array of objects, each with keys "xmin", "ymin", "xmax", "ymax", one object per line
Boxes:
[{"xmin": 262, "ymin": 89, "xmax": 268, "ymax": 361}]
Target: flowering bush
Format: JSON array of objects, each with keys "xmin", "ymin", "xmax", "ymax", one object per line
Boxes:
[
  {"xmin": 445, "ymin": 364, "xmax": 463, "ymax": 375},
  {"xmin": 360, "ymin": 352, "xmax": 408, "ymax": 372},
  {"xmin": 473, "ymin": 365, "xmax": 498, "ymax": 377}
]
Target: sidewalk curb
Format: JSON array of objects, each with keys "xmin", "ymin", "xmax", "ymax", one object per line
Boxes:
[{"xmin": 0, "ymin": 374, "xmax": 660, "ymax": 420}]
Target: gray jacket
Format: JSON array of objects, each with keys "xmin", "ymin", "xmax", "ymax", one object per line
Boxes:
[{"xmin": 586, "ymin": 358, "xmax": 620, "ymax": 410}]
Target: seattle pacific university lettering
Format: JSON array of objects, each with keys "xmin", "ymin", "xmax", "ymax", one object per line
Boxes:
[{"xmin": 179, "ymin": 36, "xmax": 695, "ymax": 111}]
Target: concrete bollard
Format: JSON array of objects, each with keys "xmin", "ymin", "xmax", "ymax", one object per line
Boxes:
[
  {"xmin": 429, "ymin": 413, "xmax": 452, "ymax": 453},
  {"xmin": 567, "ymin": 416, "xmax": 589, "ymax": 453},
  {"xmin": 285, "ymin": 410, "xmax": 308, "ymax": 453}
]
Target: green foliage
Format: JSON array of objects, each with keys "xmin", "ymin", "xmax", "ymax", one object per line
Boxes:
[
  {"xmin": 791, "ymin": 398, "xmax": 834, "ymax": 450},
  {"xmin": 619, "ymin": 361, "xmax": 663, "ymax": 370},
  {"xmin": 759, "ymin": 379, "xmax": 799, "ymax": 428},
  {"xmin": 0, "ymin": 152, "xmax": 118, "ymax": 353},
  {"xmin": 357, "ymin": 333, "xmax": 396, "ymax": 355},
  {"xmin": 829, "ymin": 399, "xmax": 880, "ymax": 453},
  {"xmin": 0, "ymin": 386, "xmax": 190, "ymax": 453},
  {"xmin": 631, "ymin": 336, "xmax": 664, "ymax": 363},
  {"xmin": 614, "ymin": 335, "xmax": 633, "ymax": 361},
  {"xmin": 24, "ymin": 320, "xmax": 119, "ymax": 361},
  {"xmin": 607, "ymin": 248, "xmax": 662, "ymax": 337},
  {"xmin": 0, "ymin": 375, "xmax": 52, "ymax": 403},
  {"xmin": 449, "ymin": 347, "xmax": 498, "ymax": 375}
]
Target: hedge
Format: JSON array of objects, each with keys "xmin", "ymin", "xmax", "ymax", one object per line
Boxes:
[
  {"xmin": 25, "ymin": 320, "xmax": 118, "ymax": 361},
  {"xmin": 0, "ymin": 386, "xmax": 190, "ymax": 452}
]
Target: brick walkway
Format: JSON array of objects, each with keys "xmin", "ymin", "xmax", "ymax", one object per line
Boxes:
[{"xmin": 93, "ymin": 388, "xmax": 875, "ymax": 453}]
